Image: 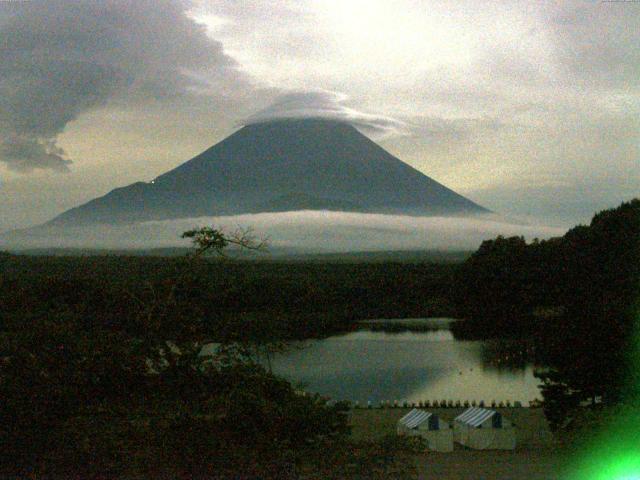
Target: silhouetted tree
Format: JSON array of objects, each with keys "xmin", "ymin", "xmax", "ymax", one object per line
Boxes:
[
  {"xmin": 0, "ymin": 227, "xmax": 361, "ymax": 479},
  {"xmin": 536, "ymin": 199, "xmax": 640, "ymax": 424},
  {"xmin": 454, "ymin": 199, "xmax": 640, "ymax": 429}
]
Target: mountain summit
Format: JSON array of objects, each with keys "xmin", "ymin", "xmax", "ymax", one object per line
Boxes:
[{"xmin": 49, "ymin": 118, "xmax": 487, "ymax": 225}]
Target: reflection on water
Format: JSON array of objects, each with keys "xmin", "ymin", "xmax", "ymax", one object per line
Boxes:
[
  {"xmin": 358, "ymin": 317, "xmax": 456, "ymax": 332},
  {"xmin": 480, "ymin": 339, "xmax": 538, "ymax": 370},
  {"xmin": 270, "ymin": 325, "xmax": 542, "ymax": 405},
  {"xmin": 343, "ymin": 330, "xmax": 455, "ymax": 342}
]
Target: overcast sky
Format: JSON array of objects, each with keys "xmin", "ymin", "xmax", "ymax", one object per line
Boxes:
[{"xmin": 0, "ymin": 0, "xmax": 638, "ymax": 231}]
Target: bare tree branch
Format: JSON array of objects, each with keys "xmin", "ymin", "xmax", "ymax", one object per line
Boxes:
[{"xmin": 182, "ymin": 226, "xmax": 269, "ymax": 259}]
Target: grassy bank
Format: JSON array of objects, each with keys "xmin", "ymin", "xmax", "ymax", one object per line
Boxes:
[
  {"xmin": 349, "ymin": 408, "xmax": 562, "ymax": 479},
  {"xmin": 349, "ymin": 407, "xmax": 555, "ymax": 447}
]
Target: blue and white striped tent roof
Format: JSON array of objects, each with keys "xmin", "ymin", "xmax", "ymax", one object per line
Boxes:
[
  {"xmin": 455, "ymin": 407, "xmax": 497, "ymax": 427},
  {"xmin": 398, "ymin": 409, "xmax": 433, "ymax": 429}
]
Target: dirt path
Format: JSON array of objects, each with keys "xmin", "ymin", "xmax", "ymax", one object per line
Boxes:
[{"xmin": 414, "ymin": 448, "xmax": 561, "ymax": 479}]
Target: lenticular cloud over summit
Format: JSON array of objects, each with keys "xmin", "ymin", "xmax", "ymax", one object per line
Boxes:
[{"xmin": 242, "ymin": 90, "xmax": 408, "ymax": 138}]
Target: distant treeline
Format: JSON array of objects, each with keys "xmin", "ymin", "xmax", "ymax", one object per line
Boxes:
[
  {"xmin": 13, "ymin": 247, "xmax": 473, "ymax": 264},
  {"xmin": 0, "ymin": 254, "xmax": 458, "ymax": 341}
]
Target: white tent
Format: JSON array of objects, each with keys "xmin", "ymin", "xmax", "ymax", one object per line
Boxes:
[
  {"xmin": 453, "ymin": 407, "xmax": 516, "ymax": 450},
  {"xmin": 397, "ymin": 409, "xmax": 453, "ymax": 452}
]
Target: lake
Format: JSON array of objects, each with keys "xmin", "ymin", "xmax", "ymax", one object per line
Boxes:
[{"xmin": 269, "ymin": 319, "xmax": 542, "ymax": 406}]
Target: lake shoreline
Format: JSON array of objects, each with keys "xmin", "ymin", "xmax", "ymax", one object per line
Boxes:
[{"xmin": 272, "ymin": 322, "xmax": 543, "ymax": 406}]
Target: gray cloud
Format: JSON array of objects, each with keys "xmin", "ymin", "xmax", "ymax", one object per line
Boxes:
[
  {"xmin": 243, "ymin": 90, "xmax": 409, "ymax": 138},
  {"xmin": 0, "ymin": 137, "xmax": 72, "ymax": 173},
  {"xmin": 407, "ymin": 115, "xmax": 504, "ymax": 143},
  {"xmin": 545, "ymin": 2, "xmax": 640, "ymax": 89},
  {"xmin": 470, "ymin": 180, "xmax": 640, "ymax": 228},
  {"xmin": 0, "ymin": 0, "xmax": 241, "ymax": 172}
]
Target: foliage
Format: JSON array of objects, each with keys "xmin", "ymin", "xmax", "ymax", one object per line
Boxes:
[
  {"xmin": 0, "ymin": 311, "xmax": 352, "ymax": 477},
  {"xmin": 0, "ymin": 253, "xmax": 457, "ymax": 342},
  {"xmin": 535, "ymin": 370, "xmax": 582, "ymax": 431},
  {"xmin": 455, "ymin": 199, "xmax": 640, "ymax": 429},
  {"xmin": 300, "ymin": 435, "xmax": 421, "ymax": 479},
  {"xmin": 538, "ymin": 200, "xmax": 639, "ymax": 420},
  {"xmin": 182, "ymin": 226, "xmax": 267, "ymax": 258},
  {"xmin": 0, "ymin": 226, "xmax": 420, "ymax": 478},
  {"xmin": 453, "ymin": 235, "xmax": 565, "ymax": 333}
]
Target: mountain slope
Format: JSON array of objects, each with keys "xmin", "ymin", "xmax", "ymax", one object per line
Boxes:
[{"xmin": 48, "ymin": 118, "xmax": 488, "ymax": 226}]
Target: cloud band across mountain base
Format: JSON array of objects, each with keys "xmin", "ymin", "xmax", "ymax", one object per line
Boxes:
[{"xmin": 0, "ymin": 211, "xmax": 564, "ymax": 251}]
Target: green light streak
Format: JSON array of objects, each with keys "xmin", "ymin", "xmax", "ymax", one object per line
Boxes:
[
  {"xmin": 565, "ymin": 298, "xmax": 640, "ymax": 480},
  {"xmin": 564, "ymin": 406, "xmax": 640, "ymax": 480},
  {"xmin": 561, "ymin": 201, "xmax": 640, "ymax": 480}
]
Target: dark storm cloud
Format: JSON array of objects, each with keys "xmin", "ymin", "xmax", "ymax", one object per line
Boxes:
[
  {"xmin": 0, "ymin": 0, "xmax": 240, "ymax": 172},
  {"xmin": 0, "ymin": 136, "xmax": 72, "ymax": 173}
]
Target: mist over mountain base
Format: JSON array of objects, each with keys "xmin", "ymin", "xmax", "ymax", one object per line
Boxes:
[{"xmin": 1, "ymin": 211, "xmax": 565, "ymax": 252}]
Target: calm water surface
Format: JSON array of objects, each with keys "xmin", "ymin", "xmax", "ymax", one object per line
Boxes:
[{"xmin": 270, "ymin": 321, "xmax": 542, "ymax": 406}]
